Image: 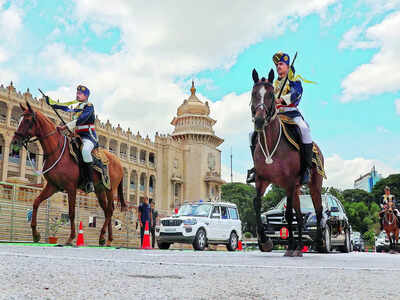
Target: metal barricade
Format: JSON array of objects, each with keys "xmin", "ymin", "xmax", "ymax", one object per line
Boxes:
[{"xmin": 0, "ymin": 182, "xmax": 140, "ymax": 247}]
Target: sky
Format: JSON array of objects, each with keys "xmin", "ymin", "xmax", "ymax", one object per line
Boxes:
[{"xmin": 0, "ymin": 0, "xmax": 399, "ymax": 190}]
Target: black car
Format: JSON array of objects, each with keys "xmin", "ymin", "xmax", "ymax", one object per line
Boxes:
[{"xmin": 260, "ymin": 194, "xmax": 352, "ymax": 253}]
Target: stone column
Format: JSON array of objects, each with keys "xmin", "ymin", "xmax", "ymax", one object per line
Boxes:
[
  {"xmin": 19, "ymin": 147, "xmax": 27, "ymax": 178},
  {"xmin": 126, "ymin": 168, "xmax": 131, "ymax": 204},
  {"xmin": 6, "ymin": 106, "xmax": 12, "ymax": 127},
  {"xmin": 36, "ymin": 147, "xmax": 44, "ymax": 185},
  {"xmin": 1, "ymin": 139, "xmax": 10, "ymax": 181}
]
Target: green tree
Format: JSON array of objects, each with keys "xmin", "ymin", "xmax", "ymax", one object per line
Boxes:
[
  {"xmin": 262, "ymin": 185, "xmax": 286, "ymax": 211},
  {"xmin": 221, "ymin": 183, "xmax": 257, "ymax": 235},
  {"xmin": 342, "ymin": 189, "xmax": 373, "ymax": 204}
]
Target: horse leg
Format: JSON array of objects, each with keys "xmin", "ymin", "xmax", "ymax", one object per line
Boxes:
[
  {"xmin": 309, "ymin": 172, "xmax": 324, "ymax": 249},
  {"xmin": 105, "ymin": 189, "xmax": 117, "ymax": 247},
  {"xmin": 293, "ymin": 187, "xmax": 305, "ymax": 257},
  {"xmin": 254, "ymin": 179, "xmax": 272, "ymax": 252},
  {"xmin": 65, "ymin": 190, "xmax": 77, "ymax": 246},
  {"xmin": 96, "ymin": 190, "xmax": 108, "ymax": 246},
  {"xmin": 31, "ymin": 183, "xmax": 58, "ymax": 242},
  {"xmin": 284, "ymin": 188, "xmax": 296, "ymax": 257}
]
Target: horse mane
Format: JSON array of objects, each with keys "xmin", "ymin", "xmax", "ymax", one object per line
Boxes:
[{"xmin": 34, "ymin": 109, "xmax": 57, "ymax": 130}]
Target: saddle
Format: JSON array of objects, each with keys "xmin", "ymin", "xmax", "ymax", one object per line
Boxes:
[
  {"xmin": 278, "ymin": 114, "xmax": 327, "ymax": 179},
  {"xmin": 68, "ymin": 137, "xmax": 111, "ymax": 190}
]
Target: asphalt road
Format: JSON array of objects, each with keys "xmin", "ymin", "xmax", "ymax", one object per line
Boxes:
[{"xmin": 1, "ymin": 245, "xmax": 399, "ymax": 300}]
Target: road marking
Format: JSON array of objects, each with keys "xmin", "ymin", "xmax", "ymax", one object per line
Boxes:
[{"xmin": 1, "ymin": 251, "xmax": 400, "ymax": 272}]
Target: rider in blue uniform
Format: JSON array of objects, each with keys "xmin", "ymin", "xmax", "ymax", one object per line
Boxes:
[{"xmin": 45, "ymin": 85, "xmax": 98, "ymax": 193}]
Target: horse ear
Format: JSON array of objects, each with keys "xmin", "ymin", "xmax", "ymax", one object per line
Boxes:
[
  {"xmin": 26, "ymin": 101, "xmax": 33, "ymax": 113},
  {"xmin": 252, "ymin": 68, "xmax": 259, "ymax": 83},
  {"xmin": 268, "ymin": 68, "xmax": 274, "ymax": 84},
  {"xmin": 19, "ymin": 103, "xmax": 26, "ymax": 111}
]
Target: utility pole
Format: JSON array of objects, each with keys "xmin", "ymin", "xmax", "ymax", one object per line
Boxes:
[{"xmin": 230, "ymin": 147, "xmax": 233, "ymax": 183}]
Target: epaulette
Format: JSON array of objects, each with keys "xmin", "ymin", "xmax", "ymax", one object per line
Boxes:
[{"xmin": 86, "ymin": 102, "xmax": 93, "ymax": 107}]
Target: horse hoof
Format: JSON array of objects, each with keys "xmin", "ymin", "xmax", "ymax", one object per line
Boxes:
[
  {"xmin": 284, "ymin": 250, "xmax": 294, "ymax": 257},
  {"xmin": 293, "ymin": 250, "xmax": 303, "ymax": 257},
  {"xmin": 259, "ymin": 239, "xmax": 273, "ymax": 252},
  {"xmin": 33, "ymin": 233, "xmax": 41, "ymax": 243},
  {"xmin": 99, "ymin": 239, "xmax": 106, "ymax": 246},
  {"xmin": 106, "ymin": 241, "xmax": 112, "ymax": 247}
]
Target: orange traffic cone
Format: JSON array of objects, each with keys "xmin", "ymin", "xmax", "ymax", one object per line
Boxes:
[
  {"xmin": 237, "ymin": 240, "xmax": 243, "ymax": 251},
  {"xmin": 76, "ymin": 221, "xmax": 84, "ymax": 247},
  {"xmin": 142, "ymin": 221, "xmax": 152, "ymax": 249}
]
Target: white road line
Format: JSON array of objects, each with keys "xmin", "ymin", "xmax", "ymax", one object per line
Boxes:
[{"xmin": 1, "ymin": 251, "xmax": 400, "ymax": 272}]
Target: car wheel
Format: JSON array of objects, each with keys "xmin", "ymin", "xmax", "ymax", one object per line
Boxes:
[
  {"xmin": 157, "ymin": 242, "xmax": 171, "ymax": 250},
  {"xmin": 318, "ymin": 226, "xmax": 331, "ymax": 253},
  {"xmin": 226, "ymin": 232, "xmax": 238, "ymax": 251},
  {"xmin": 340, "ymin": 229, "xmax": 351, "ymax": 253},
  {"xmin": 193, "ymin": 228, "xmax": 207, "ymax": 251}
]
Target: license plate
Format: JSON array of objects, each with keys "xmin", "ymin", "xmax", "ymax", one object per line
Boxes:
[{"xmin": 165, "ymin": 228, "xmax": 176, "ymax": 232}]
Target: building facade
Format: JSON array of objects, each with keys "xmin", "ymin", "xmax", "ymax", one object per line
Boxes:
[
  {"xmin": 354, "ymin": 166, "xmax": 382, "ymax": 192},
  {"xmin": 0, "ymin": 81, "xmax": 224, "ymax": 213}
]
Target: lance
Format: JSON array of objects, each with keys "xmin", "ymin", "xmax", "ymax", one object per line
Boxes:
[
  {"xmin": 38, "ymin": 88, "xmax": 73, "ymax": 134},
  {"xmin": 277, "ymin": 51, "xmax": 298, "ymax": 101}
]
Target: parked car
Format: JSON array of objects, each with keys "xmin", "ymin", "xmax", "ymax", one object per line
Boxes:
[
  {"xmin": 351, "ymin": 231, "xmax": 365, "ymax": 252},
  {"xmin": 375, "ymin": 231, "xmax": 389, "ymax": 252},
  {"xmin": 260, "ymin": 194, "xmax": 352, "ymax": 253},
  {"xmin": 156, "ymin": 201, "xmax": 242, "ymax": 251}
]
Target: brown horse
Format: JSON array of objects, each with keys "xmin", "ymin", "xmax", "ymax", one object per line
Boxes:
[
  {"xmin": 13, "ymin": 101, "xmax": 127, "ymax": 246},
  {"xmin": 383, "ymin": 203, "xmax": 399, "ymax": 252},
  {"xmin": 250, "ymin": 69, "xmax": 325, "ymax": 257}
]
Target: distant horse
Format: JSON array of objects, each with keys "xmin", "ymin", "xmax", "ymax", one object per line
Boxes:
[
  {"xmin": 13, "ymin": 101, "xmax": 127, "ymax": 246},
  {"xmin": 383, "ymin": 202, "xmax": 399, "ymax": 252},
  {"xmin": 250, "ymin": 68, "xmax": 325, "ymax": 257}
]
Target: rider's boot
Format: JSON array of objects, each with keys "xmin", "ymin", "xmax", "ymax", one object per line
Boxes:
[
  {"xmin": 246, "ymin": 144, "xmax": 257, "ymax": 184},
  {"xmin": 84, "ymin": 162, "xmax": 95, "ymax": 193},
  {"xmin": 300, "ymin": 143, "xmax": 313, "ymax": 185}
]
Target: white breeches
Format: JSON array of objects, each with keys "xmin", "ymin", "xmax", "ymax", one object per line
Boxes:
[
  {"xmin": 82, "ymin": 139, "xmax": 94, "ymax": 163},
  {"xmin": 293, "ymin": 116, "xmax": 312, "ymax": 144}
]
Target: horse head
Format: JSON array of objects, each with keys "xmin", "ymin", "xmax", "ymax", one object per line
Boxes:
[
  {"xmin": 13, "ymin": 101, "xmax": 40, "ymax": 147},
  {"xmin": 251, "ymin": 68, "xmax": 275, "ymax": 131}
]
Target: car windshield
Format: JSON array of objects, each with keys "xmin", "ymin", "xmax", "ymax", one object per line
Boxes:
[
  {"xmin": 275, "ymin": 196, "xmax": 316, "ymax": 211},
  {"xmin": 352, "ymin": 232, "xmax": 361, "ymax": 238},
  {"xmin": 177, "ymin": 204, "xmax": 212, "ymax": 217}
]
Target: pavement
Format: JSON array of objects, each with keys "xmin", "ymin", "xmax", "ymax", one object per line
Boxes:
[{"xmin": 1, "ymin": 244, "xmax": 399, "ymax": 300}]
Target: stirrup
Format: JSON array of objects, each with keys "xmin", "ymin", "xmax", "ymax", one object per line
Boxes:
[
  {"xmin": 85, "ymin": 182, "xmax": 95, "ymax": 193},
  {"xmin": 300, "ymin": 168, "xmax": 310, "ymax": 185},
  {"xmin": 246, "ymin": 170, "xmax": 256, "ymax": 184}
]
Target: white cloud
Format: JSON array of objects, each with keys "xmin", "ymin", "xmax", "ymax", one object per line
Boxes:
[
  {"xmin": 221, "ymin": 164, "xmax": 246, "ymax": 184},
  {"xmin": 324, "ymin": 154, "xmax": 398, "ymax": 189},
  {"xmin": 395, "ymin": 99, "xmax": 400, "ymax": 115},
  {"xmin": 376, "ymin": 125, "xmax": 390, "ymax": 134},
  {"xmin": 0, "ymin": 2, "xmax": 24, "ymax": 63},
  {"xmin": 340, "ymin": 11, "xmax": 400, "ymax": 102},
  {"xmin": 25, "ymin": 1, "xmax": 337, "ymax": 137}
]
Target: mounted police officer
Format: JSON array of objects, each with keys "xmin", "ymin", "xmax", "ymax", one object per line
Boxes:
[
  {"xmin": 45, "ymin": 85, "xmax": 98, "ymax": 193},
  {"xmin": 379, "ymin": 186, "xmax": 400, "ymax": 230},
  {"xmin": 247, "ymin": 51, "xmax": 314, "ymax": 185}
]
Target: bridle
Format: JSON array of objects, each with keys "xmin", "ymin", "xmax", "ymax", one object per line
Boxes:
[
  {"xmin": 14, "ymin": 111, "xmax": 67, "ymax": 175},
  {"xmin": 252, "ymin": 82, "xmax": 281, "ymax": 164},
  {"xmin": 384, "ymin": 205, "xmax": 396, "ymax": 226},
  {"xmin": 252, "ymin": 82, "xmax": 278, "ymax": 128}
]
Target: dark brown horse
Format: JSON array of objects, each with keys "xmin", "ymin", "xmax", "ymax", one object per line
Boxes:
[
  {"xmin": 251, "ymin": 69, "xmax": 325, "ymax": 257},
  {"xmin": 13, "ymin": 101, "xmax": 127, "ymax": 246},
  {"xmin": 383, "ymin": 202, "xmax": 399, "ymax": 252}
]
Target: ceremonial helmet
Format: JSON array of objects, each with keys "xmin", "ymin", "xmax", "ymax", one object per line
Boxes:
[
  {"xmin": 273, "ymin": 51, "xmax": 290, "ymax": 66},
  {"xmin": 77, "ymin": 85, "xmax": 90, "ymax": 97}
]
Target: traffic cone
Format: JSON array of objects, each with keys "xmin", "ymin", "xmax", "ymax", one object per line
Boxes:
[
  {"xmin": 76, "ymin": 221, "xmax": 84, "ymax": 247},
  {"xmin": 142, "ymin": 221, "xmax": 152, "ymax": 249},
  {"xmin": 302, "ymin": 245, "xmax": 308, "ymax": 253},
  {"xmin": 237, "ymin": 240, "xmax": 243, "ymax": 251}
]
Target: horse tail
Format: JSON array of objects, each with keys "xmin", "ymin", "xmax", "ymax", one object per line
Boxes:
[{"xmin": 118, "ymin": 177, "xmax": 127, "ymax": 212}]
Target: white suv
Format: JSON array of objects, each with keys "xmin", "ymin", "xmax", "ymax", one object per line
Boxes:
[{"xmin": 156, "ymin": 201, "xmax": 242, "ymax": 251}]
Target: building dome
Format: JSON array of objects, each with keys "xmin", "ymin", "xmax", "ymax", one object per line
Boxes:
[{"xmin": 177, "ymin": 81, "xmax": 210, "ymax": 116}]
